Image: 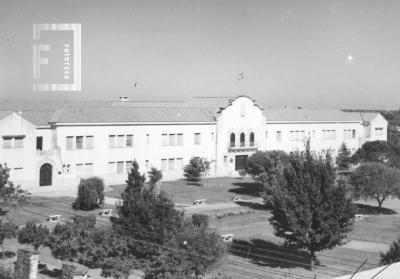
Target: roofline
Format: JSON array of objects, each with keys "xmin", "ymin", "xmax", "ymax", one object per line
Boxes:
[
  {"xmin": 217, "ymin": 95, "xmax": 264, "ymax": 113},
  {"xmin": 266, "ymin": 120, "xmax": 364, "ymax": 124},
  {"xmin": 51, "ymin": 121, "xmax": 217, "ymax": 127}
]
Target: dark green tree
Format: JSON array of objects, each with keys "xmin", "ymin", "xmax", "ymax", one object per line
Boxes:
[
  {"xmin": 380, "ymin": 236, "xmax": 400, "ymax": 265},
  {"xmin": 18, "ymin": 221, "xmax": 49, "ymax": 251},
  {"xmin": 352, "ymin": 140, "xmax": 400, "ymax": 168},
  {"xmin": 336, "ymin": 142, "xmax": 352, "ymax": 170},
  {"xmin": 183, "ymin": 157, "xmax": 210, "ymax": 181},
  {"xmin": 269, "ymin": 145, "xmax": 356, "ymax": 267},
  {"xmin": 350, "ymin": 162, "xmax": 400, "ymax": 213},
  {"xmin": 0, "ymin": 164, "xmax": 29, "ymax": 210},
  {"xmin": 112, "ymin": 161, "xmax": 225, "ymax": 278},
  {"xmin": 0, "ymin": 220, "xmax": 17, "ymax": 258},
  {"xmin": 246, "ymin": 150, "xmax": 289, "ymax": 205},
  {"xmin": 72, "ymin": 177, "xmax": 105, "ymax": 210},
  {"xmin": 148, "ymin": 167, "xmax": 163, "ymax": 188}
]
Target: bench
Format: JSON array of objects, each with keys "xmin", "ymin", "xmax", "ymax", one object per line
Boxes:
[
  {"xmin": 231, "ymin": 196, "xmax": 241, "ymax": 202},
  {"xmin": 99, "ymin": 209, "xmax": 113, "ymax": 217},
  {"xmin": 193, "ymin": 199, "xmax": 206, "ymax": 206},
  {"xmin": 355, "ymin": 214, "xmax": 364, "ymax": 221},
  {"xmin": 46, "ymin": 215, "xmax": 63, "ymax": 223},
  {"xmin": 221, "ymin": 234, "xmax": 234, "ymax": 242}
]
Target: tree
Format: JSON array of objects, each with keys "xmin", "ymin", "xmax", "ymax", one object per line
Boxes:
[
  {"xmin": 246, "ymin": 150, "xmax": 289, "ymax": 206},
  {"xmin": 112, "ymin": 161, "xmax": 225, "ymax": 278},
  {"xmin": 73, "ymin": 177, "xmax": 105, "ymax": 210},
  {"xmin": 18, "ymin": 221, "xmax": 49, "ymax": 251},
  {"xmin": 352, "ymin": 141, "xmax": 400, "ymax": 168},
  {"xmin": 148, "ymin": 167, "xmax": 163, "ymax": 188},
  {"xmin": 350, "ymin": 162, "xmax": 400, "ymax": 213},
  {"xmin": 269, "ymin": 145, "xmax": 356, "ymax": 266},
  {"xmin": 183, "ymin": 157, "xmax": 210, "ymax": 181},
  {"xmin": 380, "ymin": 236, "xmax": 400, "ymax": 265},
  {"xmin": 46, "ymin": 223, "xmax": 133, "ymax": 274},
  {"xmin": 0, "ymin": 220, "xmax": 17, "ymax": 258},
  {"xmin": 0, "ymin": 164, "xmax": 29, "ymax": 210},
  {"xmin": 336, "ymin": 142, "xmax": 352, "ymax": 170}
]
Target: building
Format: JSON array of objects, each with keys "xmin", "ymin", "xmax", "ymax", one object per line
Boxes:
[{"xmin": 0, "ymin": 95, "xmax": 387, "ymax": 192}]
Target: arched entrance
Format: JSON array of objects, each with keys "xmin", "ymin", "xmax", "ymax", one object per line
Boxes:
[{"xmin": 39, "ymin": 163, "xmax": 52, "ymax": 186}]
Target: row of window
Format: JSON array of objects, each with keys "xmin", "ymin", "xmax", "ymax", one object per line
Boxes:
[
  {"xmin": 109, "ymin": 135, "xmax": 133, "ymax": 148},
  {"xmin": 161, "ymin": 158, "xmax": 184, "ymax": 171},
  {"xmin": 66, "ymin": 136, "xmax": 94, "ymax": 150},
  {"xmin": 229, "ymin": 132, "xmax": 255, "ymax": 147},
  {"xmin": 270, "ymin": 127, "xmax": 384, "ymax": 142},
  {"xmin": 2, "ymin": 136, "xmax": 24, "ymax": 148}
]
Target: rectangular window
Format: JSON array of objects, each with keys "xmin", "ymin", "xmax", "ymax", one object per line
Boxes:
[
  {"xmin": 352, "ymin": 129, "xmax": 356, "ymax": 138},
  {"xmin": 126, "ymin": 135, "xmax": 133, "ymax": 147},
  {"xmin": 75, "ymin": 163, "xmax": 84, "ymax": 175},
  {"xmin": 146, "ymin": 133, "xmax": 150, "ymax": 144},
  {"xmin": 117, "ymin": 135, "xmax": 125, "ymax": 148},
  {"xmin": 126, "ymin": 161, "xmax": 133, "ymax": 173},
  {"xmin": 76, "ymin": 136, "xmax": 83, "ymax": 149},
  {"xmin": 375, "ymin": 127, "xmax": 384, "ymax": 136},
  {"xmin": 85, "ymin": 136, "xmax": 94, "ymax": 149},
  {"xmin": 223, "ymin": 156, "xmax": 228, "ymax": 167},
  {"xmin": 117, "ymin": 161, "xmax": 124, "ymax": 174},
  {"xmin": 168, "ymin": 158, "xmax": 175, "ymax": 170},
  {"xmin": 177, "ymin": 133, "xmax": 183, "ymax": 146},
  {"xmin": 108, "ymin": 162, "xmax": 115, "ymax": 174},
  {"xmin": 169, "ymin": 134, "xmax": 176, "ymax": 146},
  {"xmin": 85, "ymin": 163, "xmax": 93, "ymax": 175},
  {"xmin": 323, "ymin": 130, "xmax": 336, "ymax": 140},
  {"xmin": 14, "ymin": 136, "xmax": 24, "ymax": 148},
  {"xmin": 66, "ymin": 136, "xmax": 73, "ymax": 150},
  {"xmin": 62, "ymin": 164, "xmax": 71, "ymax": 174},
  {"xmin": 109, "ymin": 135, "xmax": 116, "ymax": 148},
  {"xmin": 265, "ymin": 131, "xmax": 268, "ymax": 139},
  {"xmin": 176, "ymin": 158, "xmax": 183, "ymax": 169},
  {"xmin": 276, "ymin": 131, "xmax": 282, "ymax": 142},
  {"xmin": 161, "ymin": 134, "xmax": 168, "ymax": 146},
  {"xmin": 211, "ymin": 132, "xmax": 214, "ymax": 141},
  {"xmin": 194, "ymin": 133, "xmax": 201, "ymax": 145},
  {"xmin": 36, "ymin": 136, "xmax": 43, "ymax": 150},
  {"xmin": 161, "ymin": 159, "xmax": 167, "ymax": 171},
  {"xmin": 145, "ymin": 160, "xmax": 149, "ymax": 168}
]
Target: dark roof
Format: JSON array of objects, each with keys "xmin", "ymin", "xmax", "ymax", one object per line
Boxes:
[
  {"xmin": 263, "ymin": 108, "xmax": 380, "ymax": 122},
  {"xmin": 49, "ymin": 106, "xmax": 215, "ymax": 124}
]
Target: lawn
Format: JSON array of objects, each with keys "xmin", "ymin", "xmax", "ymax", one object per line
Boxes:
[
  {"xmin": 106, "ymin": 176, "xmax": 263, "ymax": 204},
  {"xmin": 0, "ymin": 196, "xmax": 115, "ymax": 226},
  {"xmin": 1, "ymin": 176, "xmax": 399, "ymax": 279}
]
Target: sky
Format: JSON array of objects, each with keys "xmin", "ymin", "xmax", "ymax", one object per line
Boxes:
[{"xmin": 0, "ymin": 0, "xmax": 399, "ymax": 109}]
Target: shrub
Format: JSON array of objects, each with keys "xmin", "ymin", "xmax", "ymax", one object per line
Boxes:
[
  {"xmin": 72, "ymin": 215, "xmax": 96, "ymax": 229},
  {"xmin": 380, "ymin": 236, "xmax": 400, "ymax": 265},
  {"xmin": 17, "ymin": 221, "xmax": 49, "ymax": 251},
  {"xmin": 73, "ymin": 177, "xmax": 105, "ymax": 210},
  {"xmin": 183, "ymin": 157, "xmax": 210, "ymax": 181},
  {"xmin": 192, "ymin": 214, "xmax": 209, "ymax": 229}
]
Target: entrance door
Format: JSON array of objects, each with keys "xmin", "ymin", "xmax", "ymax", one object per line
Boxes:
[
  {"xmin": 39, "ymin": 163, "xmax": 52, "ymax": 186},
  {"xmin": 235, "ymin": 155, "xmax": 248, "ymax": 171}
]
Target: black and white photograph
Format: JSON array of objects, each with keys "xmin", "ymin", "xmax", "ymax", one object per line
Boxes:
[{"xmin": 0, "ymin": 1, "xmax": 400, "ymax": 278}]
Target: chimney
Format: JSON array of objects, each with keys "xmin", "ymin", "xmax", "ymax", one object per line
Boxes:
[{"xmin": 14, "ymin": 249, "xmax": 39, "ymax": 279}]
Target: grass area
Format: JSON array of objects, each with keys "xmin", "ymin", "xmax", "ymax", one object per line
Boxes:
[
  {"xmin": 0, "ymin": 196, "xmax": 115, "ymax": 226},
  {"xmin": 107, "ymin": 176, "xmax": 263, "ymax": 204}
]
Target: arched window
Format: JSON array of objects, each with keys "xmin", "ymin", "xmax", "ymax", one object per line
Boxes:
[
  {"xmin": 240, "ymin": 133, "xmax": 245, "ymax": 147},
  {"xmin": 230, "ymin": 133, "xmax": 235, "ymax": 147},
  {"xmin": 250, "ymin": 132, "xmax": 255, "ymax": 146}
]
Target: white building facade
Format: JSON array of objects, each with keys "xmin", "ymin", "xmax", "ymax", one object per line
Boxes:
[{"xmin": 0, "ymin": 96, "xmax": 387, "ymax": 192}]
